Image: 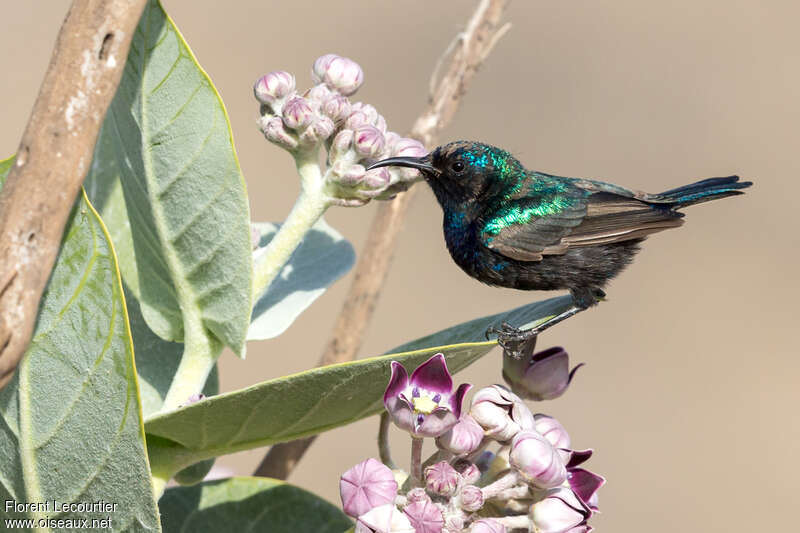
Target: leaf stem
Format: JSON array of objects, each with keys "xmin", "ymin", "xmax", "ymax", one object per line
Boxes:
[
  {"xmin": 160, "ymin": 312, "xmax": 221, "ymax": 413},
  {"xmin": 251, "ymin": 151, "xmax": 330, "ymax": 300}
]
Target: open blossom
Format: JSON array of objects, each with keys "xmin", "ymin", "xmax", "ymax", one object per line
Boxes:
[
  {"xmin": 340, "ymin": 458, "xmax": 398, "ymax": 518},
  {"xmin": 383, "ymin": 354, "xmax": 471, "ymax": 438}
]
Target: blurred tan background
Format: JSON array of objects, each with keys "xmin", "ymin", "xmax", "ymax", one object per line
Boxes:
[{"xmin": 3, "ymin": 1, "xmax": 798, "ymax": 531}]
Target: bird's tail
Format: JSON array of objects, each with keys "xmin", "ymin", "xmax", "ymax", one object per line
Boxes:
[{"xmin": 649, "ymin": 175, "xmax": 752, "ymax": 208}]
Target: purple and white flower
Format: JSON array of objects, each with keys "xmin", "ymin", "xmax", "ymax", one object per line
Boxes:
[{"xmin": 383, "ymin": 354, "xmax": 471, "ymax": 438}]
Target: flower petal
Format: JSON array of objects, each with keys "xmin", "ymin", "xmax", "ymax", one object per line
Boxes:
[
  {"xmin": 384, "ymin": 361, "xmax": 409, "ymax": 405},
  {"xmin": 450, "ymin": 382, "xmax": 472, "ymax": 419},
  {"xmin": 568, "ymin": 468, "xmax": 605, "ymax": 510},
  {"xmin": 409, "ymin": 353, "xmax": 453, "ymax": 394},
  {"xmin": 565, "ymin": 449, "xmax": 593, "ymax": 469}
]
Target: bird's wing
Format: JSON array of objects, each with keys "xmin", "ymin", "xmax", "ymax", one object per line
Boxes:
[{"xmin": 479, "ymin": 191, "xmax": 684, "ymax": 262}]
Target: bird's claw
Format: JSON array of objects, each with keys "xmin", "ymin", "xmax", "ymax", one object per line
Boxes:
[{"xmin": 485, "ymin": 322, "xmax": 539, "ymax": 359}]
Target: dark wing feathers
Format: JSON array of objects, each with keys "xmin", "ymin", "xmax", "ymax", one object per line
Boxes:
[{"xmin": 481, "ymin": 191, "xmax": 683, "ymax": 262}]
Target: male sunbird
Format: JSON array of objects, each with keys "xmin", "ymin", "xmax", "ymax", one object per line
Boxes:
[{"xmin": 369, "ymin": 141, "xmax": 751, "ymax": 353}]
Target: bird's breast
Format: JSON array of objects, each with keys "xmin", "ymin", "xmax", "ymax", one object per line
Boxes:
[{"xmin": 442, "ymin": 210, "xmax": 480, "ymax": 272}]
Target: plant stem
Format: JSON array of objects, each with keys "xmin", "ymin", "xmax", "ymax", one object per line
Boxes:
[
  {"xmin": 160, "ymin": 312, "xmax": 222, "ymax": 413},
  {"xmin": 411, "ymin": 436, "xmax": 424, "ymax": 485},
  {"xmin": 493, "ymin": 515, "xmax": 531, "ymax": 529},
  {"xmin": 480, "ymin": 471, "xmax": 520, "ymax": 499},
  {"xmin": 378, "ymin": 412, "xmax": 396, "ymax": 469},
  {"xmin": 251, "ymin": 151, "xmax": 329, "ymax": 300}
]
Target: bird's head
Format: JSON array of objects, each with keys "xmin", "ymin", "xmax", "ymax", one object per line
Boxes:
[{"xmin": 368, "ymin": 141, "xmax": 524, "ymax": 210}]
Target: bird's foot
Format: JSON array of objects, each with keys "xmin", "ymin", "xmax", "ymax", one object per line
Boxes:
[{"xmin": 485, "ymin": 322, "xmax": 539, "ymax": 359}]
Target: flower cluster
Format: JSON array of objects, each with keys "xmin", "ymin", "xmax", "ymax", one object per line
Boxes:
[
  {"xmin": 254, "ymin": 54, "xmax": 426, "ymax": 205},
  {"xmin": 341, "ymin": 351, "xmax": 604, "ymax": 532}
]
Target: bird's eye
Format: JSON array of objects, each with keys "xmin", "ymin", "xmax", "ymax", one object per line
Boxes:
[{"xmin": 451, "ymin": 161, "xmax": 465, "ymax": 173}]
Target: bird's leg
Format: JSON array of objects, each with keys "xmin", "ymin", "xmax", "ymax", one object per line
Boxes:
[{"xmin": 486, "ymin": 288, "xmax": 605, "ymax": 358}]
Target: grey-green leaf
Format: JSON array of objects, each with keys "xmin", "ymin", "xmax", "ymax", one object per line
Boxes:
[
  {"xmin": 103, "ymin": 0, "xmax": 252, "ymax": 355},
  {"xmin": 159, "ymin": 477, "xmax": 352, "ymax": 533},
  {"xmin": 0, "ymin": 184, "xmax": 160, "ymax": 531},
  {"xmin": 248, "ymin": 218, "xmax": 355, "ymax": 341},
  {"xmin": 143, "ymin": 296, "xmax": 574, "ymax": 473}
]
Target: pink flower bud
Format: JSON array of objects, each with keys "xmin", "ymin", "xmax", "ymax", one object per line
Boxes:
[
  {"xmin": 340, "ymin": 458, "xmax": 398, "ymax": 518},
  {"xmin": 362, "ymin": 168, "xmax": 390, "ymax": 191},
  {"xmin": 299, "ymin": 116, "xmax": 335, "ymax": 146},
  {"xmin": 312, "ymin": 54, "xmax": 339, "ymax": 84},
  {"xmin": 509, "ymin": 430, "xmax": 567, "ymax": 489},
  {"xmin": 425, "ymin": 461, "xmax": 461, "ymax": 496},
  {"xmin": 331, "ymin": 161, "xmax": 366, "ymax": 186},
  {"xmin": 356, "ymin": 504, "xmax": 415, "ymax": 533},
  {"xmin": 383, "ymin": 131, "xmax": 402, "ymax": 153},
  {"xmin": 322, "ymin": 94, "xmax": 352, "ymax": 123},
  {"xmin": 470, "ymin": 518, "xmax": 506, "ymax": 533},
  {"xmin": 503, "ymin": 344, "xmax": 583, "ymax": 401},
  {"xmin": 470, "ymin": 385, "xmax": 535, "ymax": 443},
  {"xmin": 405, "ymin": 487, "xmax": 430, "ymax": 504},
  {"xmin": 444, "ymin": 514, "xmax": 465, "ymax": 533},
  {"xmin": 529, "ymin": 488, "xmax": 591, "ymax": 533},
  {"xmin": 354, "ymin": 125, "xmax": 386, "ymax": 158},
  {"xmin": 282, "ymin": 96, "xmax": 314, "ymax": 130},
  {"xmin": 459, "ymin": 484, "xmax": 484, "ymax": 512},
  {"xmin": 375, "ymin": 114, "xmax": 387, "ymax": 133},
  {"xmin": 330, "ymin": 129, "xmax": 354, "ymax": 160},
  {"xmin": 393, "ymin": 137, "xmax": 427, "ymax": 158},
  {"xmin": 436, "ymin": 414, "xmax": 484, "ymax": 456},
  {"xmin": 262, "ymin": 116, "xmax": 298, "ymax": 150},
  {"xmin": 533, "ymin": 414, "xmax": 571, "ymax": 450},
  {"xmin": 254, "ymin": 71, "xmax": 295, "ymax": 106},
  {"xmin": 402, "ymin": 499, "xmax": 444, "ymax": 533},
  {"xmin": 307, "ymin": 83, "xmax": 333, "ymax": 104},
  {"xmin": 317, "ymin": 55, "xmax": 364, "ymax": 95},
  {"xmin": 345, "ymin": 110, "xmax": 372, "ymax": 130}
]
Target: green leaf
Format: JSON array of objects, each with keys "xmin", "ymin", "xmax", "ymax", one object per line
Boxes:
[
  {"xmin": 159, "ymin": 477, "xmax": 352, "ymax": 533},
  {"xmin": 85, "ymin": 122, "xmax": 139, "ymax": 298},
  {"xmin": 248, "ymin": 218, "xmax": 355, "ymax": 341},
  {"xmin": 143, "ymin": 296, "xmax": 574, "ymax": 473},
  {"xmin": 102, "ymin": 0, "xmax": 252, "ymax": 355},
  {"xmin": 0, "ymin": 186, "xmax": 160, "ymax": 530}
]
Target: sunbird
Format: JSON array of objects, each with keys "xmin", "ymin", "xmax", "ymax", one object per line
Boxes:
[{"xmin": 369, "ymin": 141, "xmax": 751, "ymax": 353}]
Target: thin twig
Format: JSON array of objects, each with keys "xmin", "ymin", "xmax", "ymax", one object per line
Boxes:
[
  {"xmin": 0, "ymin": 0, "xmax": 148, "ymax": 389},
  {"xmin": 254, "ymin": 0, "xmax": 511, "ymax": 479}
]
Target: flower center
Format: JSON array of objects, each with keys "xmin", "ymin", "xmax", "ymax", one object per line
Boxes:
[{"xmin": 409, "ymin": 389, "xmax": 444, "ymax": 415}]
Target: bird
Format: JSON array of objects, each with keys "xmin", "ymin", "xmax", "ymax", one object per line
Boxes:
[{"xmin": 368, "ymin": 141, "xmax": 752, "ymax": 355}]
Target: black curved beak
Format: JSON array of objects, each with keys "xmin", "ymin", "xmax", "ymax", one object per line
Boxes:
[{"xmin": 367, "ymin": 155, "xmax": 440, "ymax": 177}]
